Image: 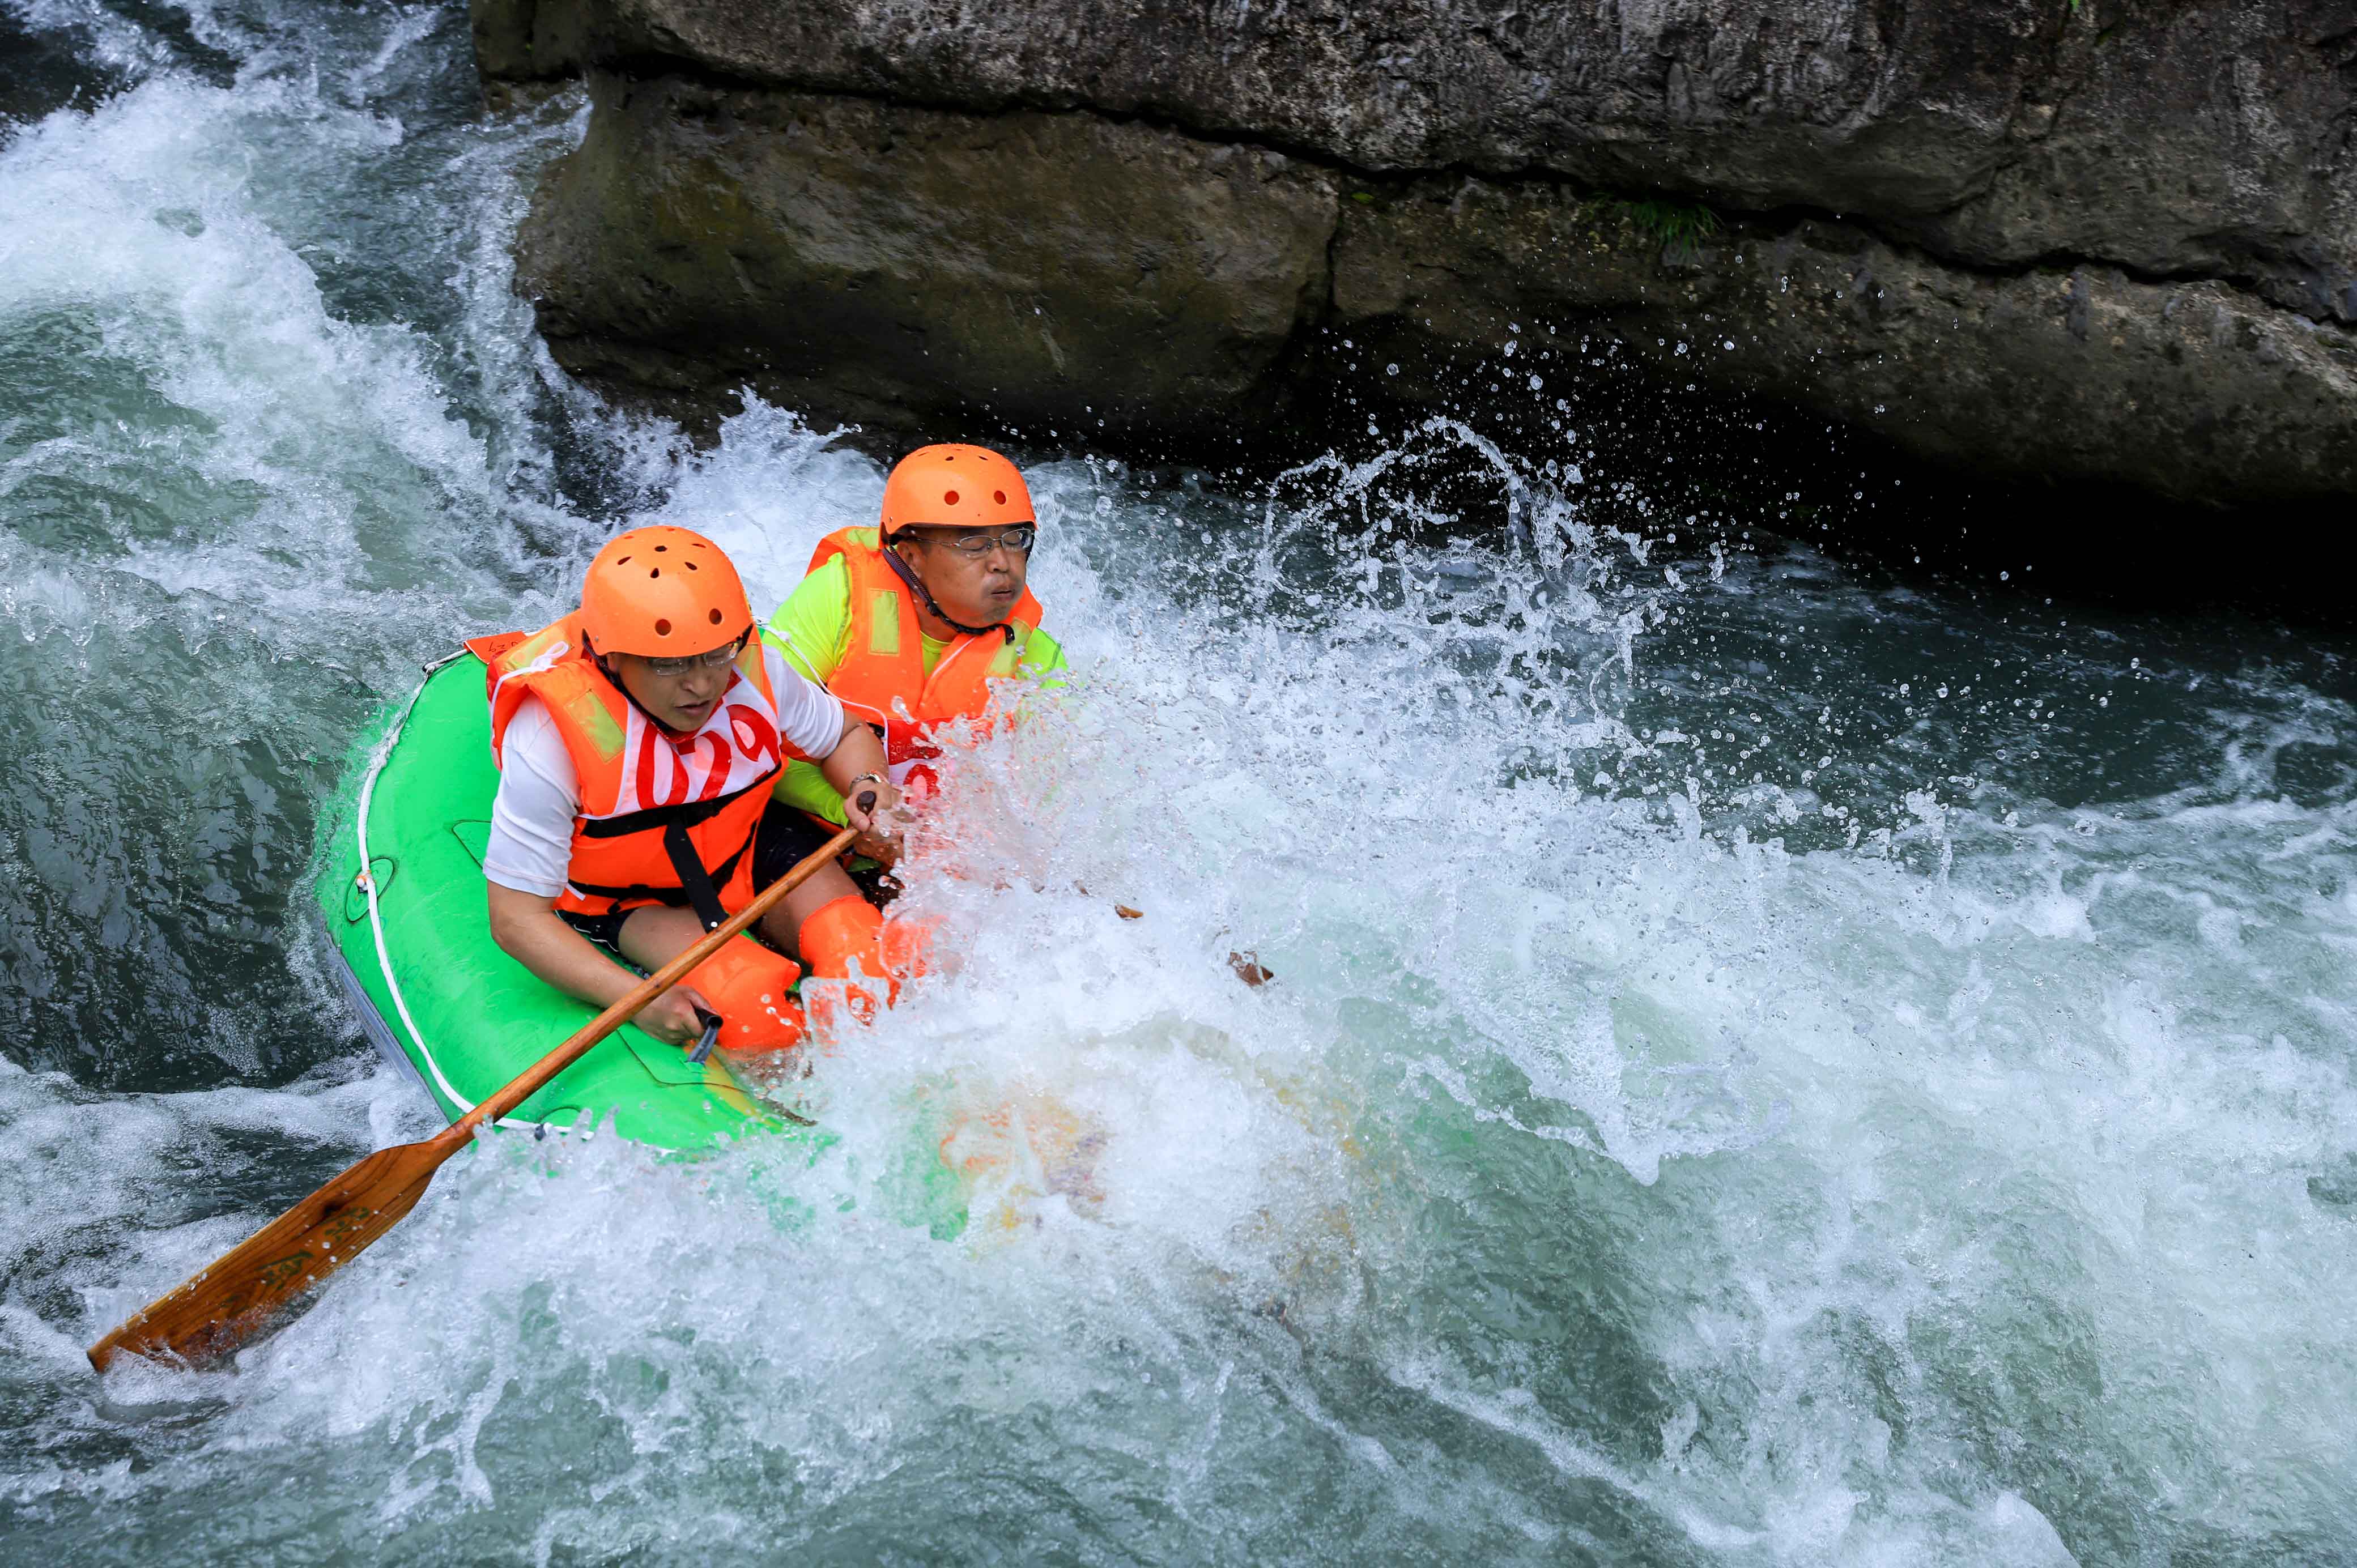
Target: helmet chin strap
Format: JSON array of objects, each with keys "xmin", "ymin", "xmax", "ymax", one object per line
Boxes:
[{"xmin": 883, "ymin": 540, "xmax": 1017, "ymax": 643}]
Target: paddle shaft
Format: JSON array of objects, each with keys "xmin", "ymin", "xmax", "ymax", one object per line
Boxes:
[{"xmin": 87, "ymin": 822, "xmax": 858, "ymax": 1372}]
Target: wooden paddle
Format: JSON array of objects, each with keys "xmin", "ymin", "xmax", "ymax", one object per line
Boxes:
[{"xmin": 86, "ymin": 824, "xmax": 860, "ymax": 1374}]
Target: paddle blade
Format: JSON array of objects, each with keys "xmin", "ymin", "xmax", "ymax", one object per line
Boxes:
[{"xmin": 87, "ymin": 1139, "xmax": 444, "ymax": 1373}]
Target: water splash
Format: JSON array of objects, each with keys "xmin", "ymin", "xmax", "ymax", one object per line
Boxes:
[{"xmin": 4, "ymin": 3, "xmax": 2357, "ymax": 1563}]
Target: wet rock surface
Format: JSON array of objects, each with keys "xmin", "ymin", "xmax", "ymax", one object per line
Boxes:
[
  {"xmin": 484, "ymin": 0, "xmax": 2357, "ymax": 504},
  {"xmin": 518, "ymin": 76, "xmax": 1336, "ymax": 444}
]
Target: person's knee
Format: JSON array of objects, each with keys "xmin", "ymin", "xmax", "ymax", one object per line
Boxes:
[
  {"xmin": 682, "ymin": 935, "xmax": 806, "ymax": 1055},
  {"xmin": 796, "ymin": 893, "xmax": 938, "ymax": 1028},
  {"xmin": 615, "ymin": 904, "xmax": 701, "ymax": 968},
  {"xmin": 798, "ymin": 894, "xmax": 886, "ymax": 981},
  {"xmin": 763, "ymin": 864, "xmax": 863, "ymax": 957}
]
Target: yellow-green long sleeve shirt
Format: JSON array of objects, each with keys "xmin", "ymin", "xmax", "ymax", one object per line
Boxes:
[{"xmin": 762, "ymin": 555, "xmax": 1067, "ymax": 825}]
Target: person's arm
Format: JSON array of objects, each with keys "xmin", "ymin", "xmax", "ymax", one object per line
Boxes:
[
  {"xmin": 481, "ymin": 697, "xmax": 709, "ymax": 1046},
  {"xmin": 816, "ymin": 713, "xmax": 902, "ymax": 839},
  {"xmin": 766, "ymin": 641, "xmax": 905, "ymax": 838},
  {"xmin": 765, "ymin": 560, "xmax": 878, "ymax": 833},
  {"xmin": 763, "ymin": 556, "xmax": 852, "ymax": 687},
  {"xmin": 775, "ymin": 759, "xmax": 853, "ymax": 828},
  {"xmin": 486, "ymin": 887, "xmax": 711, "ymax": 1046}
]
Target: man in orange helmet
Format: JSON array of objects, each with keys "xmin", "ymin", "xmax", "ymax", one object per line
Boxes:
[
  {"xmin": 469, "ymin": 526, "xmax": 918, "ymax": 1056},
  {"xmin": 765, "ymin": 444, "xmax": 1066, "ymax": 848}
]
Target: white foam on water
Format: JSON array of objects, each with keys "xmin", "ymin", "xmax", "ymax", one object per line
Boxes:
[
  {"xmin": 5, "ymin": 5, "xmax": 2357, "ymax": 1564},
  {"xmin": 96, "ymin": 404, "xmax": 2333, "ymax": 1561},
  {"xmin": 0, "ymin": 19, "xmax": 585, "ymax": 690}
]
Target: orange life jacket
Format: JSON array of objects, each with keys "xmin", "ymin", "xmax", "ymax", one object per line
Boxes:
[
  {"xmin": 466, "ymin": 615, "xmax": 797, "ymax": 928},
  {"xmin": 806, "ymin": 526, "xmax": 1045, "ymax": 791}
]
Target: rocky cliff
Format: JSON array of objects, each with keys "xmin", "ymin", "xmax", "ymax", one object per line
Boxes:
[{"xmin": 483, "ymin": 0, "xmax": 2357, "ymax": 506}]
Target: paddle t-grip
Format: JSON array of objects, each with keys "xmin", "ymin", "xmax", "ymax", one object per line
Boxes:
[
  {"xmin": 686, "ymin": 1009, "xmax": 721, "ymax": 1065},
  {"xmin": 856, "ymin": 789, "xmax": 878, "ymax": 816}
]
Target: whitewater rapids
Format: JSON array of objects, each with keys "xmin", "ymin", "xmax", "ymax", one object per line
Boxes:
[{"xmin": 2, "ymin": 3, "xmax": 2354, "ymax": 1562}]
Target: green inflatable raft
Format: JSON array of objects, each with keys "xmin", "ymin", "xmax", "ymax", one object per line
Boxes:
[{"xmin": 314, "ymin": 651, "xmax": 792, "ymax": 1151}]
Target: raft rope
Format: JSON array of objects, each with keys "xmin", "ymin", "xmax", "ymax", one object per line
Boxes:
[{"xmin": 355, "ymin": 651, "xmax": 543, "ymax": 1131}]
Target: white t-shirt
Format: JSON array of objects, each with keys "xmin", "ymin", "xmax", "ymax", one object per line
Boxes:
[{"xmin": 483, "ymin": 646, "xmax": 846, "ymax": 898}]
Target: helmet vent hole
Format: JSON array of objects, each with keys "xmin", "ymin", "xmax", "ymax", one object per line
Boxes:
[
  {"xmin": 994, "ymin": 489, "xmax": 1006, "ymax": 504},
  {"xmin": 654, "ymin": 544, "xmax": 667, "ymax": 553},
  {"xmin": 685, "ymin": 560, "xmax": 698, "ymax": 570},
  {"xmin": 648, "ymin": 567, "xmax": 661, "ymax": 578},
  {"xmin": 708, "ymin": 608, "xmax": 725, "ymax": 625},
  {"xmin": 653, "ymin": 618, "xmax": 673, "ymax": 637},
  {"xmin": 617, "ymin": 555, "xmax": 631, "ymax": 564},
  {"xmin": 943, "ymin": 489, "xmax": 960, "ymax": 506}
]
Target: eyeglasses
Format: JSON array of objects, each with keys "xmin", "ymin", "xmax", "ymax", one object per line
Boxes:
[
  {"xmin": 644, "ymin": 630, "xmax": 748, "ymax": 679},
  {"xmin": 917, "ymin": 525, "xmax": 1036, "ymax": 559}
]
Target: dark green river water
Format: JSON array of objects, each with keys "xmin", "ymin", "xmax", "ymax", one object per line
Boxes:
[{"xmin": 4, "ymin": 4, "xmax": 2355, "ymax": 1563}]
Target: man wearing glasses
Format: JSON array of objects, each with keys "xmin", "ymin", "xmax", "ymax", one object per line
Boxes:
[
  {"xmin": 477, "ymin": 525, "xmax": 913, "ymax": 1055},
  {"xmin": 765, "ymin": 444, "xmax": 1065, "ymax": 851}
]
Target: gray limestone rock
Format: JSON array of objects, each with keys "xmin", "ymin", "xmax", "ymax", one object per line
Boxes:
[
  {"xmin": 1338, "ymin": 185, "xmax": 2357, "ymax": 501},
  {"xmin": 486, "ymin": 0, "xmax": 2357, "ymax": 504},
  {"xmin": 517, "ymin": 75, "xmax": 1336, "ymax": 441}
]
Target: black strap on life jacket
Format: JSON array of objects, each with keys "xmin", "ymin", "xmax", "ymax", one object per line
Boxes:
[
  {"xmin": 663, "ymin": 820, "xmax": 733, "ymax": 931},
  {"xmin": 568, "ymin": 774, "xmax": 777, "ymax": 931},
  {"xmin": 562, "ymin": 830, "xmax": 750, "ymax": 932}
]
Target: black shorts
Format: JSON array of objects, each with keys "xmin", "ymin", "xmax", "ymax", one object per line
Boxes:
[{"xmin": 556, "ymin": 801, "xmax": 848, "ymax": 951}]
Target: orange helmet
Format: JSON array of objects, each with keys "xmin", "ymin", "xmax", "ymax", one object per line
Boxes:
[
  {"xmin": 880, "ymin": 445, "xmax": 1035, "ymax": 538},
  {"xmin": 578, "ymin": 526, "xmax": 753, "ymax": 658}
]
